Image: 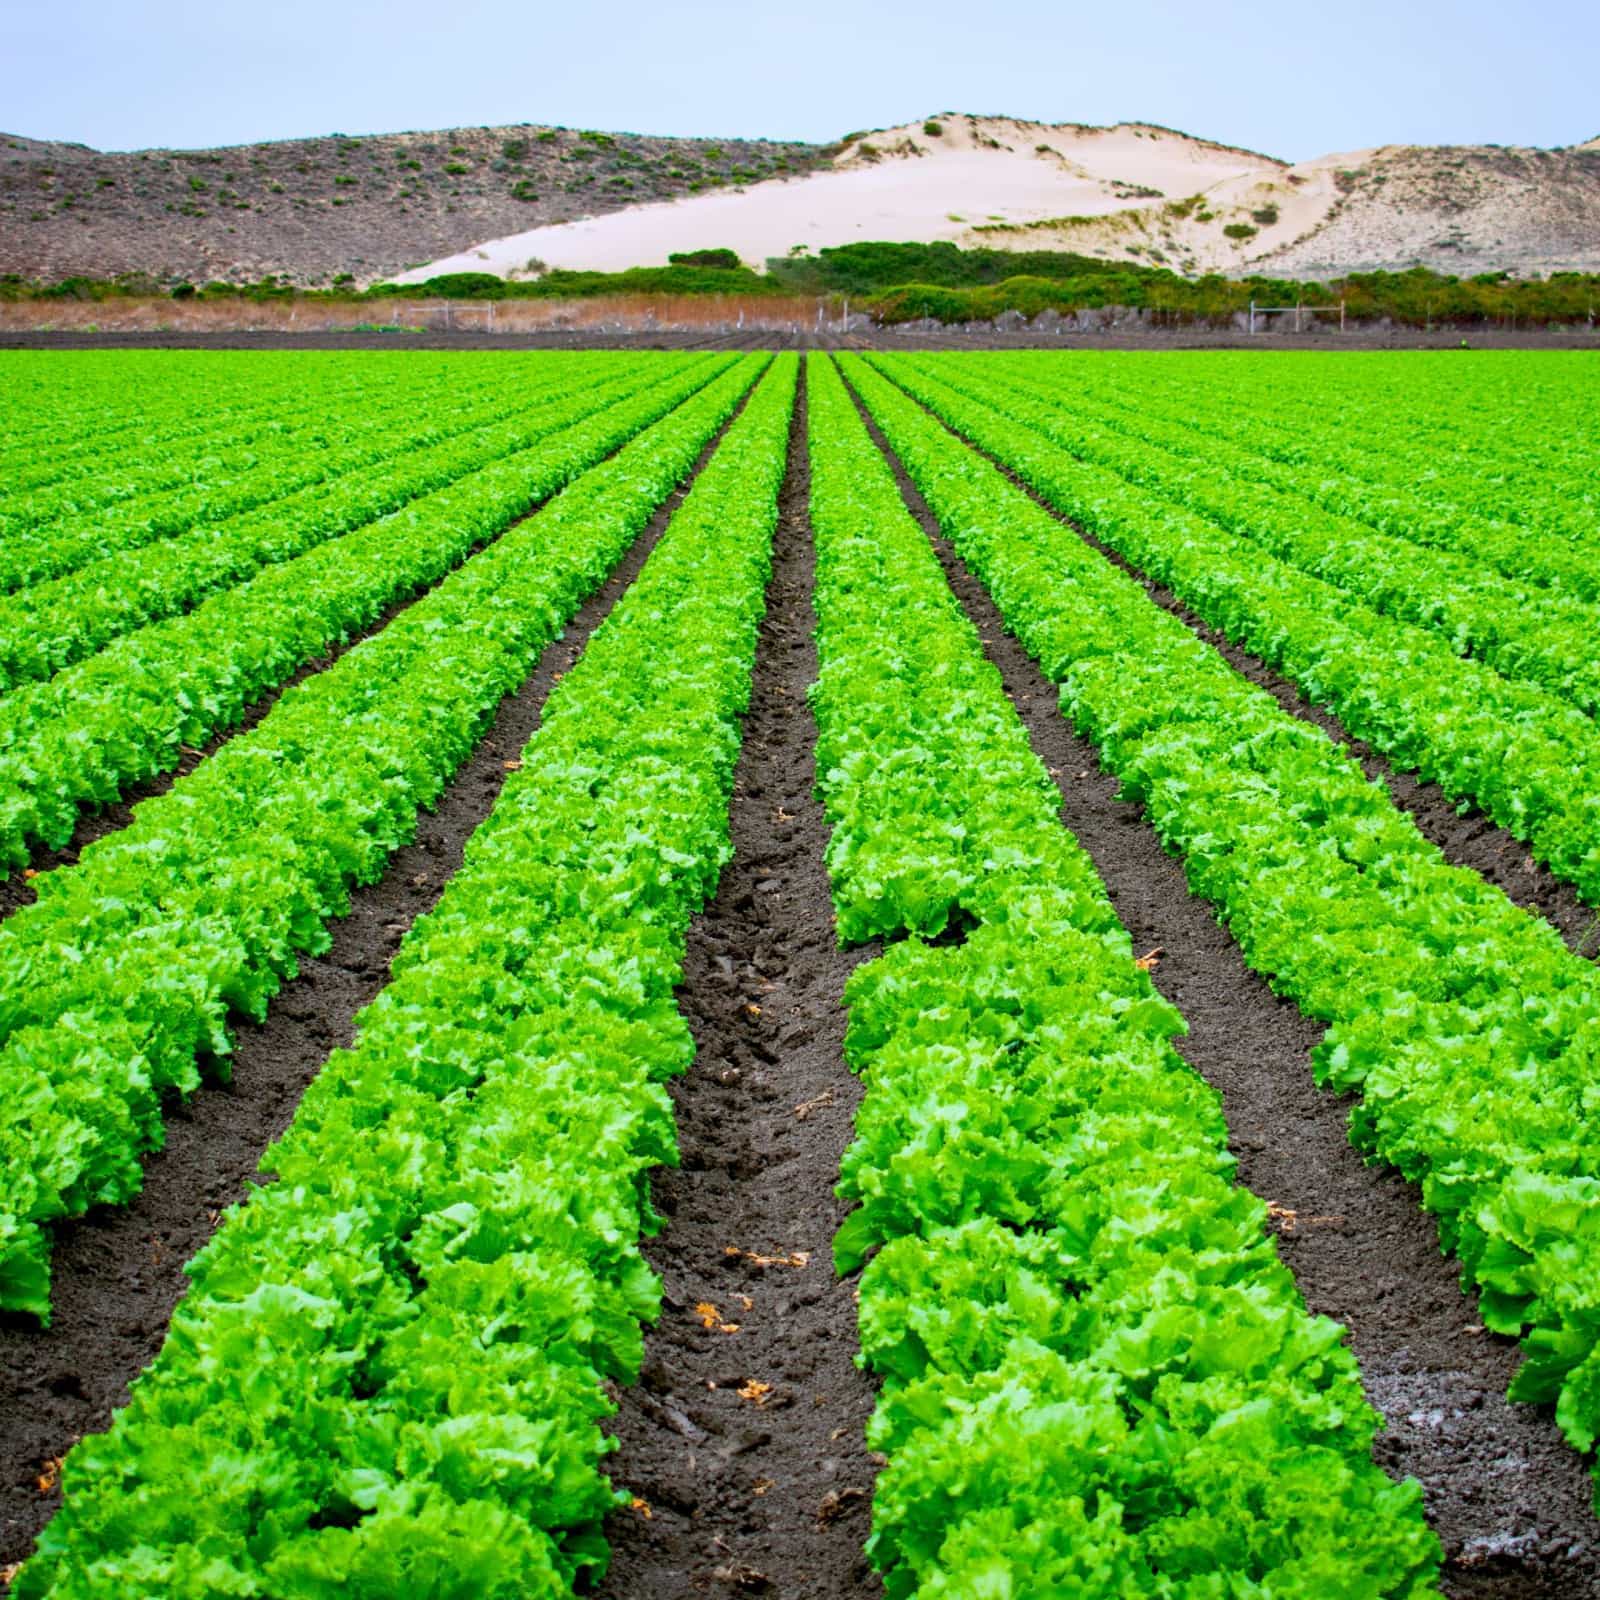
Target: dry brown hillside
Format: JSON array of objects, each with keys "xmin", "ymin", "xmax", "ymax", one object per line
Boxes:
[
  {"xmin": 0, "ymin": 125, "xmax": 826, "ymax": 286},
  {"xmin": 3, "ymin": 117, "xmax": 1596, "ymax": 287},
  {"xmin": 1258, "ymin": 143, "xmax": 1600, "ymax": 277}
]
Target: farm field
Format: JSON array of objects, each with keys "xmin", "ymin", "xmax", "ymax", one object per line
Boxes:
[{"xmin": 0, "ymin": 347, "xmax": 1598, "ymax": 1598}]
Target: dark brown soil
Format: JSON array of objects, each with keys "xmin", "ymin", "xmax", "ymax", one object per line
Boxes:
[
  {"xmin": 0, "ymin": 399, "xmax": 746, "ymax": 1575},
  {"xmin": 597, "ymin": 368, "xmax": 883, "ymax": 1599},
  {"xmin": 4, "ymin": 327, "xmax": 1597, "ymax": 352},
  {"xmin": 842, "ymin": 365, "xmax": 1600, "ymax": 1599}
]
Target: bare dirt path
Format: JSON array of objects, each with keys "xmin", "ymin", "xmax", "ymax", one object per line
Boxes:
[
  {"xmin": 597, "ymin": 368, "xmax": 882, "ymax": 1600},
  {"xmin": 0, "ymin": 394, "xmax": 753, "ymax": 1574},
  {"xmin": 5, "ymin": 327, "xmax": 1596, "ymax": 353},
  {"xmin": 842, "ymin": 366, "xmax": 1600, "ymax": 1600}
]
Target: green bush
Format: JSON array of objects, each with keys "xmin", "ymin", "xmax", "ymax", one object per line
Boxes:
[
  {"xmin": 923, "ymin": 120, "xmax": 944, "ymax": 137},
  {"xmin": 667, "ymin": 248, "xmax": 741, "ymax": 269},
  {"xmin": 412, "ymin": 271, "xmax": 505, "ymax": 298},
  {"xmin": 1223, "ymin": 222, "xmax": 1258, "ymax": 240},
  {"xmin": 1250, "ymin": 204, "xmax": 1280, "ymax": 225},
  {"xmin": 502, "ymin": 139, "xmax": 528, "ymax": 161}
]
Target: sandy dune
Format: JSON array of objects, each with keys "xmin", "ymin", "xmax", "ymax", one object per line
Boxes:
[{"xmin": 391, "ymin": 116, "xmax": 1373, "ymax": 283}]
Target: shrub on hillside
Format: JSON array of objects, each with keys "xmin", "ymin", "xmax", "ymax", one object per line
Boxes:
[{"xmin": 667, "ymin": 248, "xmax": 741, "ymax": 269}]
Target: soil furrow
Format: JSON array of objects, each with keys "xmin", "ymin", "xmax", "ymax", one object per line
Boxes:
[
  {"xmin": 5, "ymin": 329, "xmax": 1599, "ymax": 352},
  {"xmin": 0, "ymin": 581, "xmax": 448, "ymax": 924},
  {"xmin": 842, "ymin": 366, "xmax": 1600, "ymax": 1600},
  {"xmin": 597, "ymin": 367, "xmax": 883, "ymax": 1600},
  {"xmin": 0, "ymin": 392, "xmax": 753, "ymax": 1574}
]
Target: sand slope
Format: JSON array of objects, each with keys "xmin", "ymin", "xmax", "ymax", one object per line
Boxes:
[{"xmin": 391, "ymin": 114, "xmax": 1600, "ymax": 285}]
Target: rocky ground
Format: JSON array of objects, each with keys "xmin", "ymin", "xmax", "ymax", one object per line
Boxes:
[{"xmin": 0, "ymin": 124, "xmax": 828, "ymax": 287}]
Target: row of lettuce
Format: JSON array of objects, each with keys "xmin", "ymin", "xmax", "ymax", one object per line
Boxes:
[
  {"xmin": 0, "ymin": 359, "xmax": 730, "ymax": 871},
  {"xmin": 2, "ymin": 352, "xmax": 426, "ymax": 501},
  {"xmin": 0, "ymin": 354, "xmax": 757, "ymax": 1318},
  {"xmin": 0, "ymin": 357, "xmax": 663, "ymax": 690},
  {"xmin": 940, "ymin": 354, "xmax": 1600, "ymax": 708},
  {"xmin": 838, "ymin": 351, "xmax": 1600, "ymax": 1511},
  {"xmin": 1007, "ymin": 350, "xmax": 1598, "ymax": 553},
  {"xmin": 868, "ymin": 355, "xmax": 1600, "ymax": 908},
  {"xmin": 14, "ymin": 355, "xmax": 798, "ymax": 1597},
  {"xmin": 1, "ymin": 356, "xmax": 549, "ymax": 577},
  {"xmin": 807, "ymin": 355, "xmax": 1441, "ymax": 1595}
]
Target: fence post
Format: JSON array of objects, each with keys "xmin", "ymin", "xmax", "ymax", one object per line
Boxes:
[{"xmin": 1248, "ymin": 301, "xmax": 1256, "ymax": 336}]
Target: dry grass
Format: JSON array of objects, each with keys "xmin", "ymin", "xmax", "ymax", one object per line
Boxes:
[{"xmin": 0, "ymin": 294, "xmax": 836, "ymax": 336}]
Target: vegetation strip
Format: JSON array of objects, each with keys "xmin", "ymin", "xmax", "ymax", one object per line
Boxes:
[
  {"xmin": 840, "ymin": 351, "xmax": 1600, "ymax": 1510},
  {"xmin": 597, "ymin": 365, "xmax": 880, "ymax": 1596},
  {"xmin": 989, "ymin": 353, "xmax": 1600, "ymax": 607},
  {"xmin": 12, "ymin": 352, "xmax": 798, "ymax": 1599},
  {"xmin": 807, "ymin": 354, "xmax": 1438, "ymax": 1595},
  {"xmin": 0, "ymin": 356, "xmax": 654, "ymax": 690},
  {"xmin": 868, "ymin": 355, "xmax": 1600, "ymax": 906},
  {"xmin": 0, "ymin": 359, "xmax": 532, "ymax": 591},
  {"xmin": 0, "ymin": 354, "xmax": 402, "ymax": 506},
  {"xmin": 1018, "ymin": 353, "xmax": 1600, "ymax": 560},
  {"xmin": 853, "ymin": 376, "xmax": 1600, "ymax": 1594},
  {"xmin": 938, "ymin": 354, "xmax": 1600, "ymax": 714},
  {"xmin": 0, "ymin": 354, "xmax": 763, "ymax": 1320},
  {"xmin": 0, "ymin": 380, "xmax": 744, "ymax": 1574},
  {"xmin": 0, "ymin": 355, "xmax": 727, "ymax": 876}
]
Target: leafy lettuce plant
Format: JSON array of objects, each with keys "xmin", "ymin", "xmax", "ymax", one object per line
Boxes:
[
  {"xmin": 808, "ymin": 353, "xmax": 1439, "ymax": 1597},
  {"xmin": 843, "ymin": 349, "xmax": 1600, "ymax": 1512},
  {"xmin": 0, "ymin": 353, "xmax": 759, "ymax": 1320},
  {"xmin": 16, "ymin": 356, "xmax": 798, "ymax": 1597}
]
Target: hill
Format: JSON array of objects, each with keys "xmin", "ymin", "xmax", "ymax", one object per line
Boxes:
[
  {"xmin": 397, "ymin": 116, "xmax": 1600, "ymax": 285},
  {"xmin": 4, "ymin": 115, "xmax": 1597, "ymax": 288},
  {"xmin": 0, "ymin": 124, "xmax": 825, "ymax": 287}
]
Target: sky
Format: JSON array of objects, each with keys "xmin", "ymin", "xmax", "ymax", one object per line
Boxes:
[{"xmin": 9, "ymin": 0, "xmax": 1596, "ymax": 160}]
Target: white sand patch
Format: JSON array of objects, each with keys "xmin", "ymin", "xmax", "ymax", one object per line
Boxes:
[
  {"xmin": 388, "ymin": 116, "xmax": 1357, "ymax": 284},
  {"xmin": 392, "ymin": 114, "xmax": 1600, "ymax": 285}
]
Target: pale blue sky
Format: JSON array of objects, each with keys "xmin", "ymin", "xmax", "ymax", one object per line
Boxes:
[{"xmin": 11, "ymin": 0, "xmax": 1595, "ymax": 160}]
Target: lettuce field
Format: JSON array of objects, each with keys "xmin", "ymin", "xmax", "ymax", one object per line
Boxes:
[{"xmin": 1, "ymin": 347, "xmax": 1598, "ymax": 1598}]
